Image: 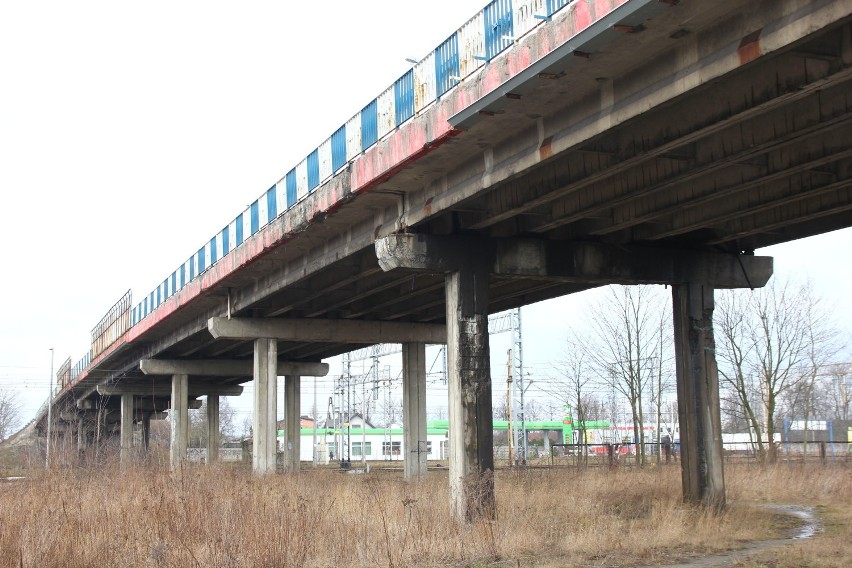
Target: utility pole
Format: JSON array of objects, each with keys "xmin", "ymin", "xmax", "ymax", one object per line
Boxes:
[
  {"xmin": 507, "ymin": 348, "xmax": 514, "ymax": 466},
  {"xmin": 45, "ymin": 347, "xmax": 54, "ymax": 468}
]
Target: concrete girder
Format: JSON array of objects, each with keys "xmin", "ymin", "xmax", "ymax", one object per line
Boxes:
[
  {"xmin": 376, "ymin": 234, "xmax": 773, "ymax": 289},
  {"xmin": 97, "ymin": 383, "xmax": 244, "ymax": 397},
  {"xmin": 140, "ymin": 358, "xmax": 329, "ymax": 378},
  {"xmin": 208, "ymin": 317, "xmax": 447, "ymax": 344},
  {"xmin": 76, "ymin": 396, "xmax": 202, "ymax": 412}
]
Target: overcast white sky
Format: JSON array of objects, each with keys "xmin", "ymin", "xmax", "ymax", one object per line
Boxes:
[{"xmin": 2, "ymin": 1, "xmax": 850, "ymax": 428}]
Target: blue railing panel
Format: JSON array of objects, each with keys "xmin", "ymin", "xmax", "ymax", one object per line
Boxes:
[
  {"xmin": 209, "ymin": 236, "xmax": 217, "ymax": 265},
  {"xmin": 547, "ymin": 0, "xmax": 570, "ymax": 17},
  {"xmin": 331, "ymin": 126, "xmax": 346, "ymax": 172},
  {"xmin": 435, "ymin": 34, "xmax": 460, "ymax": 98},
  {"xmin": 286, "ymin": 170, "xmax": 297, "ymax": 207},
  {"xmin": 361, "ymin": 99, "xmax": 378, "ymax": 150},
  {"xmin": 250, "ymin": 201, "xmax": 260, "ymax": 235},
  {"xmin": 266, "ymin": 186, "xmax": 277, "ymax": 220},
  {"xmin": 235, "ymin": 213, "xmax": 244, "ymax": 246},
  {"xmin": 394, "ymin": 70, "xmax": 415, "ymax": 125},
  {"xmin": 222, "ymin": 225, "xmax": 229, "ymax": 255},
  {"xmin": 485, "ymin": 0, "xmax": 514, "ymax": 61},
  {"xmin": 307, "ymin": 149, "xmax": 320, "ymax": 191}
]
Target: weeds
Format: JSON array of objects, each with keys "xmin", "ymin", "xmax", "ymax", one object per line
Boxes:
[{"xmin": 0, "ymin": 463, "xmax": 848, "ymax": 567}]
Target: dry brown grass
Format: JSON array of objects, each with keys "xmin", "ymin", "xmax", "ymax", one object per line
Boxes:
[{"xmin": 0, "ymin": 462, "xmax": 848, "ymax": 567}]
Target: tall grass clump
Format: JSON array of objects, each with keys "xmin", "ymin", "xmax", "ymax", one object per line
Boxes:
[{"xmin": 1, "ymin": 461, "xmax": 848, "ymax": 567}]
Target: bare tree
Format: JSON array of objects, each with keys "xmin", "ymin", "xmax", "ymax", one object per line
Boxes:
[
  {"xmin": 0, "ymin": 388, "xmax": 22, "ymax": 441},
  {"xmin": 543, "ymin": 336, "xmax": 593, "ymax": 448},
  {"xmin": 716, "ymin": 279, "xmax": 840, "ymax": 462},
  {"xmin": 583, "ymin": 286, "xmax": 670, "ymax": 466}
]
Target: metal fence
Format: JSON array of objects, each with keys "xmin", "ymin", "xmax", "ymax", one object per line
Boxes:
[{"xmin": 548, "ymin": 441, "xmax": 852, "ymax": 467}]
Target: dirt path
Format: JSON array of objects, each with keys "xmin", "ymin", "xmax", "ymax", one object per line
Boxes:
[{"xmin": 657, "ymin": 505, "xmax": 821, "ymax": 567}]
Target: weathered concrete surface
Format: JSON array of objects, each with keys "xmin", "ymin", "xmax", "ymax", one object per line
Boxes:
[
  {"xmin": 253, "ymin": 338, "xmax": 277, "ymax": 474},
  {"xmin": 140, "ymin": 359, "xmax": 329, "ymax": 378},
  {"xmin": 98, "ymin": 382, "xmax": 243, "ymax": 397},
  {"xmin": 170, "ymin": 374, "xmax": 189, "ymax": 471},
  {"xmin": 283, "ymin": 375, "xmax": 300, "ymax": 472},
  {"xmin": 402, "ymin": 342, "xmax": 428, "ymax": 481},
  {"xmin": 672, "ymin": 282, "xmax": 726, "ymax": 509},
  {"xmin": 120, "ymin": 393, "xmax": 133, "ymax": 465},
  {"xmin": 377, "ymin": 234, "xmax": 773, "ymax": 288},
  {"xmin": 206, "ymin": 395, "xmax": 219, "ymax": 463},
  {"xmin": 209, "ymin": 317, "xmax": 447, "ymax": 344},
  {"xmin": 446, "ymin": 265, "xmax": 495, "ymax": 522}
]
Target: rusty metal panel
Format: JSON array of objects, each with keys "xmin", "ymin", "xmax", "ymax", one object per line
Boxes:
[
  {"xmin": 345, "ymin": 113, "xmax": 362, "ymax": 161},
  {"xmin": 70, "ymin": 352, "xmax": 90, "ymax": 382},
  {"xmin": 318, "ymin": 137, "xmax": 333, "ymax": 183},
  {"xmin": 514, "ymin": 0, "xmax": 547, "ymax": 38},
  {"xmin": 376, "ymin": 85, "xmax": 396, "ymax": 139},
  {"xmin": 296, "ymin": 158, "xmax": 309, "ymax": 201},
  {"xmin": 56, "ymin": 357, "xmax": 71, "ymax": 389},
  {"xmin": 90, "ymin": 290, "xmax": 132, "ymax": 359},
  {"xmin": 414, "ymin": 51, "xmax": 436, "ymax": 113},
  {"xmin": 459, "ymin": 12, "xmax": 486, "ymax": 78}
]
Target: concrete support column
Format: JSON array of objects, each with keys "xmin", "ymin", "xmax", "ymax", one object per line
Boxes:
[
  {"xmin": 120, "ymin": 393, "xmax": 134, "ymax": 464},
  {"xmin": 283, "ymin": 375, "xmax": 301, "ymax": 472},
  {"xmin": 170, "ymin": 374, "xmax": 189, "ymax": 471},
  {"xmin": 543, "ymin": 430, "xmax": 551, "ymax": 457},
  {"xmin": 446, "ymin": 265, "xmax": 495, "ymax": 521},
  {"xmin": 141, "ymin": 413, "xmax": 151, "ymax": 452},
  {"xmin": 403, "ymin": 342, "xmax": 428, "ymax": 480},
  {"xmin": 253, "ymin": 338, "xmax": 278, "ymax": 473},
  {"xmin": 672, "ymin": 282, "xmax": 726, "ymax": 510},
  {"xmin": 207, "ymin": 395, "xmax": 220, "ymax": 463},
  {"xmin": 77, "ymin": 416, "xmax": 86, "ymax": 452}
]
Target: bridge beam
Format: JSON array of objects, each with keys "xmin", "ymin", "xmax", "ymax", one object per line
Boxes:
[
  {"xmin": 98, "ymin": 382, "xmax": 244, "ymax": 397},
  {"xmin": 140, "ymin": 358, "xmax": 329, "ymax": 378},
  {"xmin": 208, "ymin": 317, "xmax": 447, "ymax": 344},
  {"xmin": 283, "ymin": 375, "xmax": 300, "ymax": 472},
  {"xmin": 672, "ymin": 282, "xmax": 726, "ymax": 510},
  {"xmin": 402, "ymin": 342, "xmax": 428, "ymax": 481},
  {"xmin": 376, "ymin": 234, "xmax": 773, "ymax": 289}
]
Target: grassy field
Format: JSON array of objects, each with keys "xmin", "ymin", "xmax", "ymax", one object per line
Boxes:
[{"xmin": 0, "ymin": 458, "xmax": 849, "ymax": 567}]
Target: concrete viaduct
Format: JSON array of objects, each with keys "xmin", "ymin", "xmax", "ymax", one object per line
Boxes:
[{"xmin": 36, "ymin": 0, "xmax": 852, "ymax": 520}]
